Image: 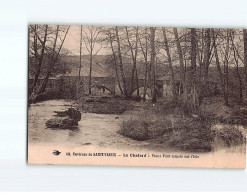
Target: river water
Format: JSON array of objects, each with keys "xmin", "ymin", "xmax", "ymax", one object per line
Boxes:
[{"xmin": 28, "ymin": 99, "xmax": 166, "ymax": 152}]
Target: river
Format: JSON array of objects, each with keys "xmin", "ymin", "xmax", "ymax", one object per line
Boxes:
[
  {"xmin": 28, "ymin": 99, "xmax": 246, "ymax": 153},
  {"xmin": 28, "ymin": 99, "xmax": 246, "ymax": 167},
  {"xmin": 28, "ymin": 99, "xmax": 169, "ymax": 152}
]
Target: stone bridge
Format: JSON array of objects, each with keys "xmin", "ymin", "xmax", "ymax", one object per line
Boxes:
[
  {"xmin": 130, "ymin": 78, "xmax": 164, "ymax": 98},
  {"xmin": 29, "ymin": 76, "xmax": 165, "ymax": 99}
]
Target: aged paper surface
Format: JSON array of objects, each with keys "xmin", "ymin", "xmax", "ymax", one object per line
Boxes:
[{"xmin": 28, "ymin": 24, "xmax": 246, "ymax": 168}]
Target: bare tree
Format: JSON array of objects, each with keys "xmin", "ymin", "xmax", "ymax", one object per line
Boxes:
[
  {"xmin": 125, "ymin": 27, "xmax": 139, "ymax": 96},
  {"xmin": 150, "ymin": 27, "xmax": 156, "ymax": 103},
  {"xmin": 82, "ymin": 26, "xmax": 102, "ymax": 94},
  {"xmin": 223, "ymin": 29, "xmax": 231, "ymax": 101},
  {"xmin": 243, "ymin": 29, "xmax": 247, "ymax": 97},
  {"xmin": 230, "ymin": 29, "xmax": 246, "ymax": 104},
  {"xmin": 212, "ymin": 29, "xmax": 229, "ymax": 106},
  {"xmin": 190, "ymin": 28, "xmax": 199, "ymax": 106},
  {"xmin": 138, "ymin": 27, "xmax": 149, "ymax": 101},
  {"xmin": 115, "ymin": 26, "xmax": 128, "ymax": 98},
  {"xmin": 38, "ymin": 25, "xmax": 70, "ymax": 94},
  {"xmin": 162, "ymin": 27, "xmax": 176, "ymax": 101},
  {"xmin": 202, "ymin": 28, "xmax": 212, "ymax": 84},
  {"xmin": 29, "ymin": 25, "xmax": 48, "ymax": 96},
  {"xmin": 231, "ymin": 31, "xmax": 243, "ymax": 104},
  {"xmin": 78, "ymin": 25, "xmax": 83, "ymax": 79},
  {"xmin": 104, "ymin": 27, "xmax": 124, "ymax": 94},
  {"xmin": 173, "ymin": 28, "xmax": 186, "ymax": 97},
  {"xmin": 195, "ymin": 28, "xmax": 214, "ymax": 104}
]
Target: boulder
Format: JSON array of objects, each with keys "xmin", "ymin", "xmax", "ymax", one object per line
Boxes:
[
  {"xmin": 46, "ymin": 117, "xmax": 78, "ymax": 129},
  {"xmin": 55, "ymin": 108, "xmax": 81, "ymax": 121},
  {"xmin": 67, "ymin": 108, "xmax": 81, "ymax": 121},
  {"xmin": 46, "ymin": 108, "xmax": 81, "ymax": 129}
]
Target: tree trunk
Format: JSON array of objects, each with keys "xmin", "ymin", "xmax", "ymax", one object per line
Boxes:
[
  {"xmin": 30, "ymin": 25, "xmax": 48, "ymax": 95},
  {"xmin": 39, "ymin": 25, "xmax": 60, "ymax": 94},
  {"xmin": 224, "ymin": 29, "xmax": 230, "ymax": 100},
  {"xmin": 231, "ymin": 32, "xmax": 243, "ymax": 104},
  {"xmin": 203, "ymin": 28, "xmax": 211, "ymax": 83},
  {"xmin": 109, "ymin": 32, "xmax": 123, "ymax": 94},
  {"xmin": 162, "ymin": 28, "xmax": 176, "ymax": 101},
  {"xmin": 235, "ymin": 54, "xmax": 243, "ymax": 104},
  {"xmin": 190, "ymin": 28, "xmax": 198, "ymax": 106},
  {"xmin": 89, "ymin": 52, "xmax": 93, "ymax": 95},
  {"xmin": 212, "ymin": 29, "xmax": 229, "ymax": 106},
  {"xmin": 125, "ymin": 27, "xmax": 139, "ymax": 96},
  {"xmin": 138, "ymin": 28, "xmax": 149, "ymax": 101},
  {"xmin": 115, "ymin": 26, "xmax": 128, "ymax": 98},
  {"xmin": 134, "ymin": 28, "xmax": 139, "ymax": 97},
  {"xmin": 39, "ymin": 26, "xmax": 70, "ymax": 94},
  {"xmin": 135, "ymin": 66, "xmax": 139, "ymax": 97},
  {"xmin": 243, "ymin": 29, "xmax": 247, "ymax": 98},
  {"xmin": 78, "ymin": 25, "xmax": 83, "ymax": 79},
  {"xmin": 150, "ymin": 27, "xmax": 156, "ymax": 103},
  {"xmin": 173, "ymin": 28, "xmax": 186, "ymax": 97}
]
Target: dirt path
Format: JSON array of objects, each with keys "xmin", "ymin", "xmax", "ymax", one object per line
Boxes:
[{"xmin": 28, "ymin": 99, "xmax": 168, "ymax": 152}]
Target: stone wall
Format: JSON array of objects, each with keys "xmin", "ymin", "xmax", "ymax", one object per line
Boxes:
[{"xmin": 28, "ymin": 76, "xmax": 116, "ymax": 100}]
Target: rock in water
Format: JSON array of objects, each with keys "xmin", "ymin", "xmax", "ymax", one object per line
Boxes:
[
  {"xmin": 46, "ymin": 117, "xmax": 78, "ymax": 128},
  {"xmin": 67, "ymin": 108, "xmax": 81, "ymax": 121},
  {"xmin": 46, "ymin": 108, "xmax": 81, "ymax": 129},
  {"xmin": 54, "ymin": 111, "xmax": 68, "ymax": 117},
  {"xmin": 54, "ymin": 108, "xmax": 81, "ymax": 120}
]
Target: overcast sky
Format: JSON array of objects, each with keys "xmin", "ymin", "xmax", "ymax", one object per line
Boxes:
[{"xmin": 63, "ymin": 25, "xmax": 110, "ymax": 55}]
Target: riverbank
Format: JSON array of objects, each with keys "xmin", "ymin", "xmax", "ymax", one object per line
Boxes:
[
  {"xmin": 28, "ymin": 98, "xmax": 246, "ymax": 154},
  {"xmin": 28, "ymin": 99, "xmax": 175, "ymax": 153}
]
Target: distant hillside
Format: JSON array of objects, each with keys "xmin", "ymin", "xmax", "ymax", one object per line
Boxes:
[
  {"xmin": 60, "ymin": 54, "xmax": 151, "ymax": 79},
  {"xmin": 62, "ymin": 55, "xmax": 115, "ymax": 77},
  {"xmin": 29, "ymin": 54, "xmax": 246, "ymax": 83}
]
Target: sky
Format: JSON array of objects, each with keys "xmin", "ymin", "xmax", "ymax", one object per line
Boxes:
[
  {"xmin": 62, "ymin": 26, "xmax": 81, "ymax": 55},
  {"xmin": 63, "ymin": 25, "xmax": 110, "ymax": 55}
]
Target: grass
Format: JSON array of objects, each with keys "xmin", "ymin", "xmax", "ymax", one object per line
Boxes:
[
  {"xmin": 118, "ymin": 115, "xmax": 173, "ymax": 141},
  {"xmin": 200, "ymin": 96, "xmax": 247, "ymax": 126},
  {"xmin": 118, "ymin": 112, "xmax": 214, "ymax": 152},
  {"xmin": 118, "ymin": 98, "xmax": 246, "ymax": 152},
  {"xmin": 162, "ymin": 118, "xmax": 214, "ymax": 152},
  {"xmin": 118, "ymin": 119, "xmax": 149, "ymax": 141},
  {"xmin": 214, "ymin": 126, "xmax": 245, "ymax": 147}
]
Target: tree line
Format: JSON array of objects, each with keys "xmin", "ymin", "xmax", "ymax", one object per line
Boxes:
[{"xmin": 29, "ymin": 25, "xmax": 247, "ymax": 108}]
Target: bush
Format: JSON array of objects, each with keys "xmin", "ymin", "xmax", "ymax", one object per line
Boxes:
[
  {"xmin": 162, "ymin": 119, "xmax": 214, "ymax": 152},
  {"xmin": 32, "ymin": 89, "xmax": 62, "ymax": 103},
  {"xmin": 118, "ymin": 97, "xmax": 245, "ymax": 152},
  {"xmin": 118, "ymin": 115, "xmax": 173, "ymax": 141},
  {"xmin": 214, "ymin": 126, "xmax": 245, "ymax": 147},
  {"xmin": 119, "ymin": 113, "xmax": 214, "ymax": 152},
  {"xmin": 118, "ymin": 119, "xmax": 149, "ymax": 141}
]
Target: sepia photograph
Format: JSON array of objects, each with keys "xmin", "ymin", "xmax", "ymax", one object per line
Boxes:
[{"xmin": 27, "ymin": 24, "xmax": 247, "ymax": 168}]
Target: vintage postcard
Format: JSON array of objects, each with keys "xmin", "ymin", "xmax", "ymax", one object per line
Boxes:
[{"xmin": 28, "ymin": 24, "xmax": 246, "ymax": 168}]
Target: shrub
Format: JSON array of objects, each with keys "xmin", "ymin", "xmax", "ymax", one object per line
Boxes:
[
  {"xmin": 166, "ymin": 129, "xmax": 213, "ymax": 151},
  {"xmin": 33, "ymin": 89, "xmax": 62, "ymax": 102},
  {"xmin": 119, "ymin": 113, "xmax": 214, "ymax": 152},
  {"xmin": 215, "ymin": 126, "xmax": 245, "ymax": 147},
  {"xmin": 118, "ymin": 119, "xmax": 149, "ymax": 141},
  {"xmin": 161, "ymin": 118, "xmax": 214, "ymax": 152},
  {"xmin": 118, "ymin": 114, "xmax": 173, "ymax": 141}
]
